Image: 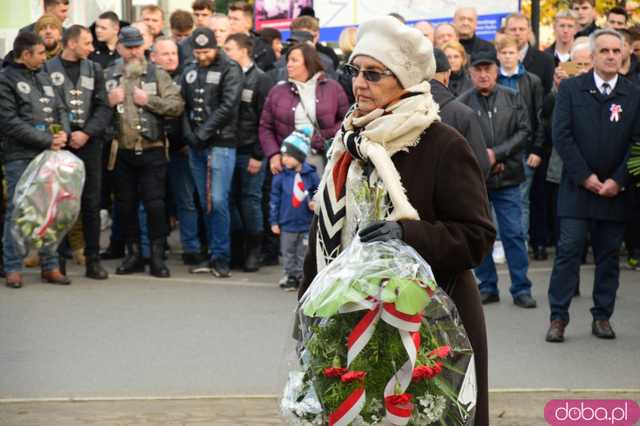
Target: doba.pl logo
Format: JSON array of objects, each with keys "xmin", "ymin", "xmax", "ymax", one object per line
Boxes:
[{"xmin": 544, "ymin": 400, "xmax": 640, "ymax": 425}]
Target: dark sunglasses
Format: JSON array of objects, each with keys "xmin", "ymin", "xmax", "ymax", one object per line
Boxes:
[{"xmin": 343, "ymin": 63, "xmax": 394, "ymax": 82}]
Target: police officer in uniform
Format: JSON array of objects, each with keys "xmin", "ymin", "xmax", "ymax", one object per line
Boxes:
[
  {"xmin": 44, "ymin": 25, "xmax": 112, "ymax": 280},
  {"xmin": 181, "ymin": 27, "xmax": 243, "ymax": 278},
  {"xmin": 105, "ymin": 27, "xmax": 184, "ymax": 278},
  {"xmin": 0, "ymin": 32, "xmax": 71, "ymax": 288}
]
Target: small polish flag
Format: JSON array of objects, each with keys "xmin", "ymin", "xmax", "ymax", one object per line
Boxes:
[{"xmin": 292, "ymin": 172, "xmax": 307, "ymax": 208}]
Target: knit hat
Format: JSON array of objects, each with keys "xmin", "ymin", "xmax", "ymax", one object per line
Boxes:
[
  {"xmin": 191, "ymin": 27, "xmax": 217, "ymax": 49},
  {"xmin": 35, "ymin": 14, "xmax": 63, "ymax": 35},
  {"xmin": 349, "ymin": 16, "xmax": 436, "ymax": 89},
  {"xmin": 281, "ymin": 127, "xmax": 312, "ymax": 163}
]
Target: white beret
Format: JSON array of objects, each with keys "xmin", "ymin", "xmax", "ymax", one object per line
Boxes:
[{"xmin": 350, "ymin": 16, "xmax": 436, "ymax": 89}]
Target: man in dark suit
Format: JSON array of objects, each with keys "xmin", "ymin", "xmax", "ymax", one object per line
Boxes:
[
  {"xmin": 504, "ymin": 13, "xmax": 555, "ymax": 94},
  {"xmin": 546, "ymin": 29, "xmax": 640, "ymax": 342}
]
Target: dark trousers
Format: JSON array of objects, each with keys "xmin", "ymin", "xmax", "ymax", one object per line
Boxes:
[
  {"xmin": 548, "ymin": 217, "xmax": 624, "ymax": 323},
  {"xmin": 624, "ymin": 185, "xmax": 640, "ymax": 257},
  {"xmin": 447, "ymin": 273, "xmax": 488, "ymax": 426},
  {"xmin": 529, "ymin": 153, "xmax": 549, "ymax": 247},
  {"xmin": 69, "ymin": 141, "xmax": 103, "ymax": 258},
  {"xmin": 113, "ymin": 148, "xmax": 168, "ymax": 242}
]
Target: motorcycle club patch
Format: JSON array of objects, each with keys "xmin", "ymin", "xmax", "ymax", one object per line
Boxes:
[
  {"xmin": 17, "ymin": 81, "xmax": 31, "ymax": 94},
  {"xmin": 186, "ymin": 70, "xmax": 197, "ymax": 84},
  {"xmin": 50, "ymin": 72, "xmax": 65, "ymax": 86}
]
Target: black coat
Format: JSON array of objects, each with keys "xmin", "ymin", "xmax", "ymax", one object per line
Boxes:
[
  {"xmin": 458, "ymin": 85, "xmax": 531, "ymax": 190},
  {"xmin": 498, "ymin": 69, "xmax": 546, "ymax": 156},
  {"xmin": 181, "ymin": 51, "xmax": 243, "ymax": 148},
  {"xmin": 460, "ymin": 34, "xmax": 496, "ymax": 56},
  {"xmin": 522, "ymin": 45, "xmax": 556, "ymax": 94},
  {"xmin": 89, "ymin": 42, "xmax": 120, "ymax": 70},
  {"xmin": 553, "ymin": 71, "xmax": 640, "ymax": 222},
  {"xmin": 449, "ymin": 69, "xmax": 473, "ymax": 97},
  {"xmin": 236, "ymin": 64, "xmax": 273, "ymax": 160},
  {"xmin": 250, "ymin": 31, "xmax": 277, "ymax": 72},
  {"xmin": 575, "ymin": 21, "xmax": 599, "ymax": 39},
  {"xmin": 0, "ymin": 60, "xmax": 70, "ymax": 163},
  {"xmin": 430, "ymin": 79, "xmax": 490, "ymax": 178}
]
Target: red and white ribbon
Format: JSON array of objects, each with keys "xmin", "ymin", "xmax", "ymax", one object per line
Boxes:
[
  {"xmin": 385, "ymin": 397, "xmax": 414, "ymax": 426},
  {"xmin": 610, "ymin": 103, "xmax": 622, "ymax": 122},
  {"xmin": 328, "ymin": 386, "xmax": 366, "ymax": 426},
  {"xmin": 331, "ymin": 282, "xmax": 432, "ymax": 425}
]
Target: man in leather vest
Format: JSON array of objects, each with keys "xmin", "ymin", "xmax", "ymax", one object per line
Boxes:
[
  {"xmin": 105, "ymin": 26, "xmax": 184, "ymax": 278},
  {"xmin": 223, "ymin": 33, "xmax": 273, "ymax": 273},
  {"xmin": 181, "ymin": 27, "xmax": 243, "ymax": 278},
  {"xmin": 44, "ymin": 25, "xmax": 112, "ymax": 280},
  {"xmin": 0, "ymin": 32, "xmax": 71, "ymax": 289},
  {"xmin": 150, "ymin": 37, "xmax": 202, "ymax": 267}
]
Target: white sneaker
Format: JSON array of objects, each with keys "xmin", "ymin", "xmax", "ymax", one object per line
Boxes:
[
  {"xmin": 492, "ymin": 241, "xmax": 506, "ymax": 264},
  {"xmin": 100, "ymin": 209, "xmax": 112, "ymax": 231}
]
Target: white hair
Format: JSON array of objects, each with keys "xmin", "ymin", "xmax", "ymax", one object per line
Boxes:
[
  {"xmin": 570, "ymin": 41, "xmax": 590, "ymax": 60},
  {"xmin": 589, "ymin": 28, "xmax": 624, "ymax": 54}
]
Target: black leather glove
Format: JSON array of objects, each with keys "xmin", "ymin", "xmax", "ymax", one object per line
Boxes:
[{"xmin": 358, "ymin": 221, "xmax": 403, "ymax": 243}]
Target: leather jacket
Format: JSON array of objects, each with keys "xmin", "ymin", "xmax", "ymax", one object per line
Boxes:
[
  {"xmin": 181, "ymin": 50, "xmax": 243, "ymax": 149},
  {"xmin": 458, "ymin": 85, "xmax": 531, "ymax": 189}
]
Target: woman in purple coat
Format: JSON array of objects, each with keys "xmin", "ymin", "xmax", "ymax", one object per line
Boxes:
[{"xmin": 259, "ymin": 43, "xmax": 349, "ymax": 177}]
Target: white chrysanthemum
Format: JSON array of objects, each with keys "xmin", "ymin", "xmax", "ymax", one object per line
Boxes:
[{"xmin": 415, "ymin": 394, "xmax": 447, "ymax": 424}]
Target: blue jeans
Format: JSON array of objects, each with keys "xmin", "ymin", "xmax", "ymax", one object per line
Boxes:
[
  {"xmin": 474, "ymin": 185, "xmax": 532, "ymax": 298},
  {"xmin": 230, "ymin": 152, "xmax": 265, "ymax": 234},
  {"xmin": 189, "ymin": 146, "xmax": 236, "ymax": 264},
  {"xmin": 169, "ymin": 151, "xmax": 200, "ymax": 253},
  {"xmin": 548, "ymin": 218, "xmax": 624, "ymax": 323},
  {"xmin": 520, "ymin": 158, "xmax": 535, "ymax": 242},
  {"xmin": 3, "ymin": 159, "xmax": 59, "ymax": 273}
]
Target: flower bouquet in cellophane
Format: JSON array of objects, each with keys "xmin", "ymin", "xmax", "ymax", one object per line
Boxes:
[
  {"xmin": 11, "ymin": 146, "xmax": 85, "ymax": 256},
  {"xmin": 281, "ymin": 179, "xmax": 477, "ymax": 425}
]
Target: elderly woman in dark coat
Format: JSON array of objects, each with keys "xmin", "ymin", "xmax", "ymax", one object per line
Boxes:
[{"xmin": 297, "ymin": 16, "xmax": 495, "ymax": 425}]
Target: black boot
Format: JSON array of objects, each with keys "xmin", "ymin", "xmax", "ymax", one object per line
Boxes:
[
  {"xmin": 116, "ymin": 242, "xmax": 145, "ymax": 274},
  {"xmin": 149, "ymin": 238, "xmax": 170, "ymax": 278},
  {"xmin": 86, "ymin": 255, "xmax": 109, "ymax": 280},
  {"xmin": 230, "ymin": 231, "xmax": 245, "ymax": 270},
  {"xmin": 244, "ymin": 233, "xmax": 262, "ymax": 272},
  {"xmin": 58, "ymin": 255, "xmax": 67, "ymax": 276},
  {"xmin": 100, "ymin": 239, "xmax": 125, "ymax": 260}
]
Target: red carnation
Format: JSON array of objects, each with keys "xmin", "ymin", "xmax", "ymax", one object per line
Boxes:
[
  {"xmin": 429, "ymin": 345, "xmax": 451, "ymax": 359},
  {"xmin": 340, "ymin": 370, "xmax": 367, "ymax": 382},
  {"xmin": 412, "ymin": 365, "xmax": 433, "ymax": 382},
  {"xmin": 385, "ymin": 393, "xmax": 413, "ymax": 406},
  {"xmin": 323, "ymin": 367, "xmax": 347, "ymax": 378},
  {"xmin": 412, "ymin": 362, "xmax": 444, "ymax": 382}
]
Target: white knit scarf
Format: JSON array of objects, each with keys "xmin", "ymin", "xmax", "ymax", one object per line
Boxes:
[{"xmin": 315, "ymin": 81, "xmax": 440, "ymax": 271}]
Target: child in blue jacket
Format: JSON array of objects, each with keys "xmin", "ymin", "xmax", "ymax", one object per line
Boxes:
[{"xmin": 270, "ymin": 127, "xmax": 320, "ymax": 291}]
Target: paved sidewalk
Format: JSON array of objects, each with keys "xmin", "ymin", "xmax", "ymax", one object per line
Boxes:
[{"xmin": 1, "ymin": 392, "xmax": 638, "ymax": 425}]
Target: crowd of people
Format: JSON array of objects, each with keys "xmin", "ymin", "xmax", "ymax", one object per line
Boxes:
[{"xmin": 0, "ymin": 0, "xmax": 637, "ymax": 346}]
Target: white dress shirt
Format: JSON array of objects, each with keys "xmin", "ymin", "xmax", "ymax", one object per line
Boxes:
[{"xmin": 593, "ymin": 72, "xmax": 619, "ymax": 95}]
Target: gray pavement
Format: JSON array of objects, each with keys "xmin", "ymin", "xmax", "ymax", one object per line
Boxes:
[
  {"xmin": 1, "ymin": 392, "xmax": 639, "ymax": 425},
  {"xmin": 0, "ymin": 243, "xmax": 639, "ymax": 423}
]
